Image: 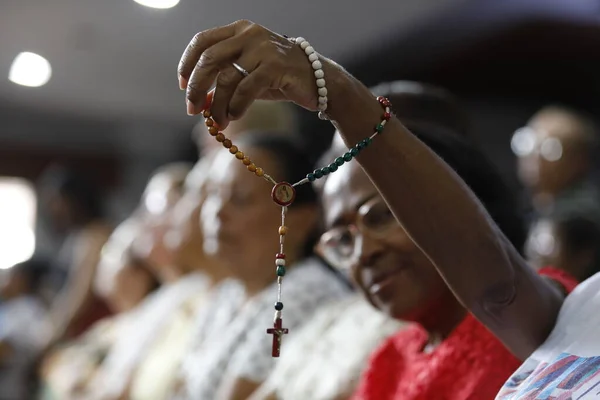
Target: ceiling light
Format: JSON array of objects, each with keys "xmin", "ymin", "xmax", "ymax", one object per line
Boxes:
[
  {"xmin": 133, "ymin": 0, "xmax": 180, "ymax": 9},
  {"xmin": 8, "ymin": 52, "xmax": 52, "ymax": 88}
]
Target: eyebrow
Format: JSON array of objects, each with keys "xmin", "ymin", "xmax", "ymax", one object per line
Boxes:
[{"xmin": 328, "ymin": 193, "xmax": 379, "ymax": 228}]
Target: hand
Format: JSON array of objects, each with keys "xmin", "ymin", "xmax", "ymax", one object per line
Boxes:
[{"xmin": 178, "ymin": 20, "xmax": 326, "ymax": 128}]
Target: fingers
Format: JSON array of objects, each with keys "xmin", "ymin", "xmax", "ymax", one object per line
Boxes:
[
  {"xmin": 228, "ymin": 65, "xmax": 272, "ymax": 121},
  {"xmin": 178, "ymin": 21, "xmax": 241, "ymax": 89}
]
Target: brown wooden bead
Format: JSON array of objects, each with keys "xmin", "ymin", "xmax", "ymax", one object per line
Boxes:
[
  {"xmin": 208, "ymin": 126, "xmax": 219, "ymax": 136},
  {"xmin": 215, "ymin": 133, "xmax": 225, "ymax": 142},
  {"xmin": 255, "ymin": 167, "xmax": 264, "ymax": 177},
  {"xmin": 223, "ymin": 139, "xmax": 232, "ymax": 148},
  {"xmin": 235, "ymin": 151, "xmax": 245, "ymax": 160},
  {"xmin": 205, "ymin": 118, "xmax": 214, "ymax": 127},
  {"xmin": 203, "ymin": 110, "xmax": 211, "ymax": 118},
  {"xmin": 247, "ymin": 164, "xmax": 257, "ymax": 172},
  {"xmin": 278, "ymin": 226, "xmax": 288, "ymax": 235},
  {"xmin": 229, "ymin": 145, "xmax": 238, "ymax": 154},
  {"xmin": 242, "ymin": 157, "xmax": 252, "ymax": 165}
]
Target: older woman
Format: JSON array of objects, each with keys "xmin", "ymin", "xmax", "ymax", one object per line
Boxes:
[{"xmin": 175, "ymin": 21, "xmax": 597, "ymax": 398}]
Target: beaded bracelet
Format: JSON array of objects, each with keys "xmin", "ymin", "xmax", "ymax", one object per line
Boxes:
[
  {"xmin": 201, "ymin": 95, "xmax": 391, "ymax": 357},
  {"xmin": 293, "ymin": 36, "xmax": 329, "ymax": 120}
]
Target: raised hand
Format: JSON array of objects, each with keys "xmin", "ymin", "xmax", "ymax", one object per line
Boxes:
[{"xmin": 178, "ymin": 20, "xmax": 326, "ymax": 128}]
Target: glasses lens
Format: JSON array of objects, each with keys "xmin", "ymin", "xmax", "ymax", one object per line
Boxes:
[
  {"xmin": 319, "ymin": 227, "xmax": 355, "ymax": 270},
  {"xmin": 360, "ymin": 200, "xmax": 396, "ymax": 235}
]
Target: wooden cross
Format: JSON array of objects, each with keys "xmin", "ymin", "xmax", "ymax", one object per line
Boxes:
[{"xmin": 266, "ymin": 317, "xmax": 289, "ymax": 357}]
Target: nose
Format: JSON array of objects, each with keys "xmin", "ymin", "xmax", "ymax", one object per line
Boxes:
[{"xmin": 354, "ymin": 231, "xmax": 386, "ymax": 270}]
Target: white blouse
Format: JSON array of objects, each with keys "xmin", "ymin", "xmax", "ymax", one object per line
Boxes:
[
  {"xmin": 175, "ymin": 258, "xmax": 350, "ymax": 400},
  {"xmin": 496, "ymin": 272, "xmax": 600, "ymax": 399}
]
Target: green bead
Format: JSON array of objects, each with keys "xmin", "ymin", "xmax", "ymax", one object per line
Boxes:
[
  {"xmin": 364, "ymin": 137, "xmax": 373, "ymax": 146},
  {"xmin": 357, "ymin": 141, "xmax": 366, "ymax": 150},
  {"xmin": 335, "ymin": 157, "xmax": 345, "ymax": 166},
  {"xmin": 376, "ymin": 124, "xmax": 384, "ymax": 133},
  {"xmin": 321, "ymin": 167, "xmax": 331, "ymax": 175},
  {"xmin": 343, "ymin": 153, "xmax": 353, "ymax": 162},
  {"xmin": 276, "ymin": 266, "xmax": 286, "ymax": 276},
  {"xmin": 328, "ymin": 163, "xmax": 338, "ymax": 172},
  {"xmin": 307, "ymin": 173, "xmax": 316, "ymax": 182},
  {"xmin": 350, "ymin": 148, "xmax": 359, "ymax": 156},
  {"xmin": 314, "ymin": 169, "xmax": 324, "ymax": 179}
]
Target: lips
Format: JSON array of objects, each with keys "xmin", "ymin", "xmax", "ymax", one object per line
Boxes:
[{"xmin": 368, "ymin": 268, "xmax": 403, "ymax": 294}]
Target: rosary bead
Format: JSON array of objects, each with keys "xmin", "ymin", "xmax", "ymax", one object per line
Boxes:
[
  {"xmin": 357, "ymin": 141, "xmax": 367, "ymax": 150},
  {"xmin": 215, "ymin": 133, "xmax": 225, "ymax": 142},
  {"xmin": 229, "ymin": 145, "xmax": 238, "ymax": 154},
  {"xmin": 223, "ymin": 139, "xmax": 232, "ymax": 148},
  {"xmin": 274, "ymin": 302, "xmax": 284, "ymax": 311},
  {"xmin": 276, "ymin": 266, "xmax": 286, "ymax": 276},
  {"xmin": 278, "ymin": 226, "xmax": 288, "ymax": 235},
  {"xmin": 276, "ymin": 253, "xmax": 286, "ymax": 259},
  {"xmin": 350, "ymin": 148, "xmax": 359, "ymax": 157},
  {"xmin": 205, "ymin": 118, "xmax": 214, "ymax": 127},
  {"xmin": 307, "ymin": 173, "xmax": 316, "ymax": 182},
  {"xmin": 203, "ymin": 110, "xmax": 211, "ymax": 118},
  {"xmin": 242, "ymin": 157, "xmax": 252, "ymax": 165},
  {"xmin": 276, "ymin": 258, "xmax": 286, "ymax": 266},
  {"xmin": 255, "ymin": 167, "xmax": 264, "ymax": 177},
  {"xmin": 343, "ymin": 153, "xmax": 353, "ymax": 162},
  {"xmin": 328, "ymin": 163, "xmax": 338, "ymax": 172},
  {"xmin": 247, "ymin": 164, "xmax": 257, "ymax": 172},
  {"xmin": 335, "ymin": 157, "xmax": 345, "ymax": 166},
  {"xmin": 209, "ymin": 126, "xmax": 219, "ymax": 136},
  {"xmin": 376, "ymin": 124, "xmax": 384, "ymax": 133},
  {"xmin": 364, "ymin": 137, "xmax": 373, "ymax": 146},
  {"xmin": 313, "ymin": 169, "xmax": 324, "ymax": 179},
  {"xmin": 321, "ymin": 167, "xmax": 331, "ymax": 175},
  {"xmin": 235, "ymin": 151, "xmax": 245, "ymax": 160},
  {"xmin": 383, "ymin": 112, "xmax": 391, "ymax": 120}
]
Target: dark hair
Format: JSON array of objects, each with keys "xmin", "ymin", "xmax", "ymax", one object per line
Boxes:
[
  {"xmin": 237, "ymin": 132, "xmax": 317, "ymax": 206},
  {"xmin": 38, "ymin": 165, "xmax": 104, "ymax": 221},
  {"xmin": 10, "ymin": 258, "xmax": 50, "ymax": 294},
  {"xmin": 237, "ymin": 132, "xmax": 319, "ymax": 258},
  {"xmin": 555, "ymin": 215, "xmax": 600, "ymax": 278}
]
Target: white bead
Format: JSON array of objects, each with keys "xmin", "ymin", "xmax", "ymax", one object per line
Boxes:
[
  {"xmin": 318, "ymin": 96, "xmax": 328, "ymax": 104},
  {"xmin": 308, "ymin": 53, "xmax": 319, "ymax": 62},
  {"xmin": 276, "ymin": 258, "xmax": 286, "ymax": 266},
  {"xmin": 304, "ymin": 46, "xmax": 315, "ymax": 55},
  {"xmin": 380, "ymin": 119, "xmax": 387, "ymax": 126},
  {"xmin": 385, "ymin": 107, "xmax": 390, "ymax": 113},
  {"xmin": 314, "ymin": 69, "xmax": 324, "ymax": 79},
  {"xmin": 318, "ymin": 87, "xmax": 327, "ymax": 97},
  {"xmin": 318, "ymin": 103, "xmax": 327, "ymax": 111},
  {"xmin": 316, "ymin": 78, "xmax": 326, "ymax": 88},
  {"xmin": 311, "ymin": 60, "xmax": 322, "ymax": 70},
  {"xmin": 295, "ymin": 37, "xmax": 305, "ymax": 45},
  {"xmin": 300, "ymin": 41, "xmax": 310, "ymax": 50}
]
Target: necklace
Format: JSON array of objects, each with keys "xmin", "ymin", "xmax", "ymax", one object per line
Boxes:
[{"xmin": 200, "ymin": 95, "xmax": 391, "ymax": 357}]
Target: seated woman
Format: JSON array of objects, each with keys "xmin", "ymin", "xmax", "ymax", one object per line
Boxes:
[
  {"xmin": 254, "ymin": 81, "xmax": 469, "ymax": 400},
  {"xmin": 175, "ymin": 21, "xmax": 594, "ymax": 398},
  {"xmin": 40, "ymin": 217, "xmax": 159, "ymax": 400},
  {"xmin": 173, "ymin": 133, "xmax": 350, "ymax": 400}
]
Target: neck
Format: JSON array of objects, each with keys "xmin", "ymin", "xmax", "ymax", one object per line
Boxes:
[{"xmin": 416, "ymin": 293, "xmax": 466, "ymax": 348}]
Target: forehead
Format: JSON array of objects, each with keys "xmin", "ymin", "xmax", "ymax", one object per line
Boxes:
[{"xmin": 321, "ymin": 161, "xmax": 378, "ymax": 227}]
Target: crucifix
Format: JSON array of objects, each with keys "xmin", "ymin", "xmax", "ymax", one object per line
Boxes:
[{"xmin": 267, "ymin": 317, "xmax": 289, "ymax": 357}]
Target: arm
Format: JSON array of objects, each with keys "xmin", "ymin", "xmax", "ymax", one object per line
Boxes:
[
  {"xmin": 177, "ymin": 20, "xmax": 564, "ymax": 360},
  {"xmin": 321, "ymin": 64, "xmax": 563, "ymax": 359}
]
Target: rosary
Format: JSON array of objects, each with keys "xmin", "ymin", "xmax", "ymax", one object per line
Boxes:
[{"xmin": 201, "ymin": 36, "xmax": 391, "ymax": 358}]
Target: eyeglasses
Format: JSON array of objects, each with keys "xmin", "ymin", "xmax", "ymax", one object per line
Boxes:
[
  {"xmin": 317, "ymin": 197, "xmax": 398, "ymax": 271},
  {"xmin": 511, "ymin": 127, "xmax": 563, "ymax": 162}
]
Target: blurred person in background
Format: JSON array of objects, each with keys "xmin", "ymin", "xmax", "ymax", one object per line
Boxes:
[
  {"xmin": 37, "ymin": 166, "xmax": 113, "ymax": 343},
  {"xmin": 513, "ymin": 105, "xmax": 600, "ymax": 281},
  {"xmin": 173, "ymin": 133, "xmax": 349, "ymax": 400},
  {"xmin": 253, "ymin": 81, "xmax": 468, "ymax": 400},
  {"xmin": 0, "ymin": 258, "xmax": 52, "ymax": 400},
  {"xmin": 40, "ymin": 217, "xmax": 159, "ymax": 400}
]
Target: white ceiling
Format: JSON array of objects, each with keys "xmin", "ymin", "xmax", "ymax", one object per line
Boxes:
[{"xmin": 0, "ymin": 0, "xmax": 464, "ymax": 124}]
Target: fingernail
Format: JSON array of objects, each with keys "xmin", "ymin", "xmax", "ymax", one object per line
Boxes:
[
  {"xmin": 179, "ymin": 76, "xmax": 187, "ymax": 91},
  {"xmin": 187, "ymin": 100, "xmax": 196, "ymax": 116}
]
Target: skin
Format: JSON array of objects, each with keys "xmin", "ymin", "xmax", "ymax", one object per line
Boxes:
[
  {"xmin": 320, "ymin": 161, "xmax": 465, "ymax": 336},
  {"xmin": 177, "ymin": 20, "xmax": 564, "ymax": 361}
]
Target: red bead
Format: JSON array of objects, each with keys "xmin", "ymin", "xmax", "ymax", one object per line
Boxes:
[
  {"xmin": 383, "ymin": 112, "xmax": 391, "ymax": 120},
  {"xmin": 276, "ymin": 253, "xmax": 286, "ymax": 259},
  {"xmin": 377, "ymin": 96, "xmax": 385, "ymax": 103}
]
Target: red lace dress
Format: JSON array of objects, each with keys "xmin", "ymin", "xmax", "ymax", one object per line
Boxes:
[{"xmin": 352, "ymin": 267, "xmax": 578, "ymax": 400}]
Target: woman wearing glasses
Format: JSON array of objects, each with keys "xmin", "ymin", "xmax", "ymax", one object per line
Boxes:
[{"xmin": 310, "ymin": 84, "xmax": 577, "ymax": 399}]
